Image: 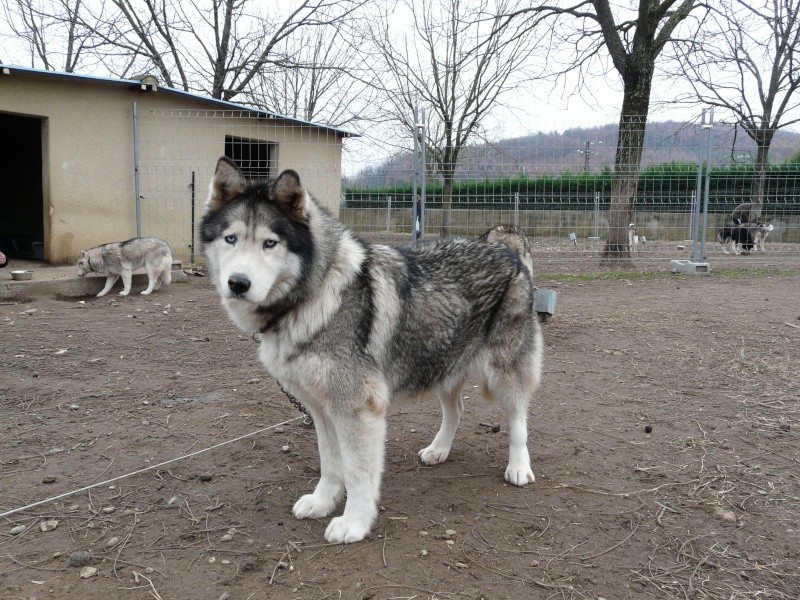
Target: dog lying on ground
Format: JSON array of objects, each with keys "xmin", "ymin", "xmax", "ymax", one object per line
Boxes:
[
  {"xmin": 201, "ymin": 158, "xmax": 544, "ymax": 544},
  {"xmin": 77, "ymin": 237, "xmax": 173, "ymax": 296}
]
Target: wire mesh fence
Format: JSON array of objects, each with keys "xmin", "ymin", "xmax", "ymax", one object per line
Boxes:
[
  {"xmin": 136, "ymin": 109, "xmax": 346, "ymax": 263},
  {"xmin": 138, "ymin": 110, "xmax": 800, "ymax": 267}
]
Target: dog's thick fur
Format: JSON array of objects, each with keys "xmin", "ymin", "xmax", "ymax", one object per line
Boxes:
[
  {"xmin": 77, "ymin": 237, "xmax": 173, "ymax": 297},
  {"xmin": 201, "ymin": 158, "xmax": 544, "ymax": 544}
]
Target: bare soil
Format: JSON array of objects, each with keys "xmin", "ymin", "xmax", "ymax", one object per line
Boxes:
[{"xmin": 1, "ymin": 266, "xmax": 799, "ymax": 600}]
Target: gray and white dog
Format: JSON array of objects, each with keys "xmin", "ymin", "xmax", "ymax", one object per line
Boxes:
[
  {"xmin": 201, "ymin": 157, "xmax": 544, "ymax": 544},
  {"xmin": 77, "ymin": 237, "xmax": 173, "ymax": 297}
]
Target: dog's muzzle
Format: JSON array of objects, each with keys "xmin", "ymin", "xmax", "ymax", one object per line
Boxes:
[{"xmin": 228, "ymin": 274, "xmax": 251, "ymax": 296}]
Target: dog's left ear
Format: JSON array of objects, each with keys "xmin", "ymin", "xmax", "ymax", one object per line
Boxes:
[
  {"xmin": 207, "ymin": 157, "xmax": 246, "ymax": 212},
  {"xmin": 271, "ymin": 169, "xmax": 308, "ymax": 222}
]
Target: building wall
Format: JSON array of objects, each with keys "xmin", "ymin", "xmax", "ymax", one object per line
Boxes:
[{"xmin": 0, "ymin": 74, "xmax": 344, "ymax": 264}]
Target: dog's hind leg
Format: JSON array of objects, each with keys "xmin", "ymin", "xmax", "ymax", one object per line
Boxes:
[
  {"xmin": 418, "ymin": 385, "xmax": 464, "ymax": 465},
  {"xmin": 96, "ymin": 275, "xmax": 119, "ymax": 297},
  {"xmin": 141, "ymin": 264, "xmax": 157, "ymax": 295},
  {"xmin": 119, "ymin": 269, "xmax": 133, "ymax": 295},
  {"xmin": 494, "ymin": 377, "xmax": 536, "ymax": 486},
  {"xmin": 293, "ymin": 408, "xmax": 345, "ymax": 520}
]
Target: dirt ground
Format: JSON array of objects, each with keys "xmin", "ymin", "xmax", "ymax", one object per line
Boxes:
[{"xmin": 1, "ymin": 264, "xmax": 799, "ymax": 600}]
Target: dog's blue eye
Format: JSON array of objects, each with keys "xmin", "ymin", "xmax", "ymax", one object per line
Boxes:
[
  {"xmin": 225, "ymin": 234, "xmax": 237, "ymax": 245},
  {"xmin": 263, "ymin": 239, "xmax": 277, "ymax": 249}
]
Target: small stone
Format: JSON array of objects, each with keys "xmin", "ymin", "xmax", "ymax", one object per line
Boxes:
[
  {"xmin": 68, "ymin": 550, "xmax": 92, "ymax": 567},
  {"xmin": 281, "ymin": 445, "xmax": 290, "ymax": 453},
  {"xmin": 779, "ymin": 423, "xmax": 790, "ymax": 432},
  {"xmin": 446, "ymin": 540, "xmax": 454, "ymax": 546},
  {"xmin": 10, "ymin": 525, "xmax": 26, "ymax": 535},
  {"xmin": 79, "ymin": 566, "xmax": 98, "ymax": 578},
  {"xmin": 220, "ymin": 534, "xmax": 233, "ymax": 542},
  {"xmin": 40, "ymin": 519, "xmax": 59, "ymax": 532},
  {"xmin": 491, "ymin": 424, "xmax": 501, "ymax": 433},
  {"xmin": 420, "ymin": 549, "xmax": 428, "ymax": 557},
  {"xmin": 69, "ymin": 404, "xmax": 79, "ymax": 410},
  {"xmin": 198, "ymin": 473, "xmax": 213, "ymax": 482},
  {"xmin": 208, "ymin": 556, "xmax": 216, "ymax": 563},
  {"xmin": 42, "ymin": 475, "xmax": 57, "ymax": 483},
  {"xmin": 419, "ymin": 531, "xmax": 428, "ymax": 537},
  {"xmin": 101, "ymin": 506, "xmax": 115, "ymax": 514},
  {"xmin": 274, "ymin": 426, "xmax": 285, "ymax": 433},
  {"xmin": 714, "ymin": 506, "xmax": 736, "ymax": 522},
  {"xmin": 445, "ymin": 529, "xmax": 457, "ymax": 538},
  {"xmin": 144, "ymin": 567, "xmax": 153, "ymax": 574},
  {"xmin": 454, "ymin": 561, "xmax": 468, "ymax": 569},
  {"xmin": 107, "ymin": 537, "xmax": 120, "ymax": 548},
  {"xmin": 644, "ymin": 425, "xmax": 653, "ymax": 434}
]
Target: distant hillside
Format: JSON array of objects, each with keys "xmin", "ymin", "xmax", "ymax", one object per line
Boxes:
[{"xmin": 346, "ymin": 121, "xmax": 800, "ymax": 188}]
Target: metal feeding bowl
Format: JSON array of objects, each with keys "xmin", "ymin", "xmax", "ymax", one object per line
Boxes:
[{"xmin": 11, "ymin": 270, "xmax": 34, "ymax": 281}]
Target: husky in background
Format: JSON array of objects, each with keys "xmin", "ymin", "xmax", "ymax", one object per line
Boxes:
[
  {"xmin": 716, "ymin": 220, "xmax": 760, "ymax": 254},
  {"xmin": 755, "ymin": 223, "xmax": 774, "ymax": 251},
  {"xmin": 77, "ymin": 237, "xmax": 173, "ymax": 297},
  {"xmin": 477, "ymin": 224, "xmax": 533, "ymax": 277},
  {"xmin": 201, "ymin": 157, "xmax": 544, "ymax": 544}
]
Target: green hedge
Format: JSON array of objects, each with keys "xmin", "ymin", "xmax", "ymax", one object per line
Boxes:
[{"xmin": 343, "ymin": 163, "xmax": 800, "ymax": 214}]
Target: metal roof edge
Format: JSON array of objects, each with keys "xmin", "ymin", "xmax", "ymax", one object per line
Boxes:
[{"xmin": 0, "ymin": 64, "xmax": 360, "ymax": 138}]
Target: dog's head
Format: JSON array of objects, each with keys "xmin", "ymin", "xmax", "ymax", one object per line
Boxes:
[
  {"xmin": 77, "ymin": 250, "xmax": 91, "ymax": 277},
  {"xmin": 200, "ymin": 157, "xmax": 313, "ymax": 308}
]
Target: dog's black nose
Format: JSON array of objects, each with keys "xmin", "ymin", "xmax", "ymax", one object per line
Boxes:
[{"xmin": 228, "ymin": 274, "xmax": 251, "ymax": 295}]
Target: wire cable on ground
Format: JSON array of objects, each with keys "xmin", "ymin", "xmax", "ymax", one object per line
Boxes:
[{"xmin": 0, "ymin": 416, "xmax": 302, "ymax": 520}]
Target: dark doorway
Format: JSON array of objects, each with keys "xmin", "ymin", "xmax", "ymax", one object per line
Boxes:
[{"xmin": 0, "ymin": 113, "xmax": 44, "ymax": 260}]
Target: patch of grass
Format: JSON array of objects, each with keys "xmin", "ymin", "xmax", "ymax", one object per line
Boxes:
[
  {"xmin": 709, "ymin": 266, "xmax": 796, "ymax": 278},
  {"xmin": 537, "ymin": 271, "xmax": 669, "ymax": 283}
]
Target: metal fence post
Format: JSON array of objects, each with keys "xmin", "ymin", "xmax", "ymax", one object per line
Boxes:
[{"xmin": 133, "ymin": 102, "xmax": 141, "ymax": 237}]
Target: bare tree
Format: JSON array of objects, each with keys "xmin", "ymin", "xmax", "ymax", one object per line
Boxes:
[
  {"xmin": 244, "ymin": 22, "xmax": 381, "ymax": 129},
  {"xmin": 674, "ymin": 0, "xmax": 800, "ymax": 221},
  {"xmin": 367, "ymin": 0, "xmax": 541, "ymax": 237},
  {"xmin": 1, "ymin": 0, "xmax": 96, "ymax": 71},
  {"xmin": 516, "ymin": 0, "xmax": 704, "ymax": 262},
  {"xmin": 94, "ymin": 0, "xmax": 366, "ymax": 100}
]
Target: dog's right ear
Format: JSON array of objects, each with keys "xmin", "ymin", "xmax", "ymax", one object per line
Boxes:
[{"xmin": 206, "ymin": 157, "xmax": 246, "ymax": 211}]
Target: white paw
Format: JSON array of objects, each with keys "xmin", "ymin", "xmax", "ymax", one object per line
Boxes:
[
  {"xmin": 292, "ymin": 494, "xmax": 337, "ymax": 519},
  {"xmin": 418, "ymin": 445, "xmax": 450, "ymax": 465},
  {"xmin": 118, "ymin": 290, "xmax": 129, "ymax": 296},
  {"xmin": 504, "ymin": 464, "xmax": 535, "ymax": 486},
  {"xmin": 324, "ymin": 515, "xmax": 371, "ymax": 544},
  {"xmin": 96, "ymin": 291, "xmax": 108, "ymax": 297},
  {"xmin": 140, "ymin": 290, "xmax": 152, "ymax": 295}
]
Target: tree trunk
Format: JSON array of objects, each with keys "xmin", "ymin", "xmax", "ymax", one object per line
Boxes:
[
  {"xmin": 602, "ymin": 53, "xmax": 654, "ymax": 265},
  {"xmin": 440, "ymin": 175, "xmax": 453, "ymax": 238},
  {"xmin": 749, "ymin": 128, "xmax": 773, "ymax": 222}
]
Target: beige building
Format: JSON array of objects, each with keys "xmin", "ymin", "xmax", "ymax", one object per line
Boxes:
[{"xmin": 0, "ymin": 65, "xmax": 353, "ymax": 264}]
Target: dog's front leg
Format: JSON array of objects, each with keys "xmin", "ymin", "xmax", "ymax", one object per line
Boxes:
[
  {"xmin": 96, "ymin": 275, "xmax": 119, "ymax": 297},
  {"xmin": 293, "ymin": 408, "xmax": 345, "ymax": 519},
  {"xmin": 324, "ymin": 400, "xmax": 387, "ymax": 544}
]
